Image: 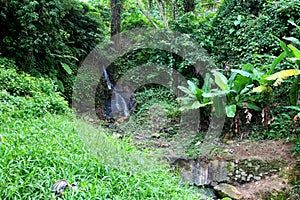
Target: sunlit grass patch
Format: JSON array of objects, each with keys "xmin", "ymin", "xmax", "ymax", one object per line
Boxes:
[{"xmin": 0, "ymin": 114, "xmax": 197, "ymax": 199}]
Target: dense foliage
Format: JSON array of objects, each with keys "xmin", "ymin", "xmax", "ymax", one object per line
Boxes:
[
  {"xmin": 0, "ymin": 57, "xmax": 70, "ymax": 119},
  {"xmin": 0, "ymin": 0, "xmax": 106, "ymax": 100},
  {"xmin": 210, "ymin": 0, "xmax": 300, "ymax": 66},
  {"xmin": 0, "ymin": 0, "xmax": 300, "ymax": 198}
]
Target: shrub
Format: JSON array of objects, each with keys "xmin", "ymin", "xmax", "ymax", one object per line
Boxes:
[
  {"xmin": 0, "ymin": 0, "xmax": 104, "ymax": 100},
  {"xmin": 0, "ymin": 58, "xmax": 70, "ymax": 119}
]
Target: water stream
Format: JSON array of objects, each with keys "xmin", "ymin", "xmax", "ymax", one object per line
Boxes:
[{"xmin": 102, "ymin": 67, "xmax": 131, "ymax": 117}]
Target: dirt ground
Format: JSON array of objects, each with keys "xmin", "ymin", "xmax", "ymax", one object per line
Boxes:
[{"xmin": 127, "ymin": 129, "xmax": 299, "ymax": 199}]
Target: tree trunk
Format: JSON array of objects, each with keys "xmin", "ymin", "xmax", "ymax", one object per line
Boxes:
[
  {"xmin": 111, "ymin": 0, "xmax": 122, "ymax": 46},
  {"xmin": 184, "ymin": 0, "xmax": 195, "ymax": 13}
]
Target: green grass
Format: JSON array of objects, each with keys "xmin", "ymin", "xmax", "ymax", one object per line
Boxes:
[
  {"xmin": 0, "ymin": 58, "xmax": 198, "ymax": 199},
  {"xmin": 0, "ymin": 114, "xmax": 198, "ymax": 199}
]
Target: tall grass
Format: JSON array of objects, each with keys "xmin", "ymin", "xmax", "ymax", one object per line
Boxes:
[{"xmin": 0, "ymin": 114, "xmax": 198, "ymax": 199}]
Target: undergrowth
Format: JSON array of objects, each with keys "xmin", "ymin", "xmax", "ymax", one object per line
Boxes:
[{"xmin": 0, "ymin": 58, "xmax": 198, "ymax": 199}]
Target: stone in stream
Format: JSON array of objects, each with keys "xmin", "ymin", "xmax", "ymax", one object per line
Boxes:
[{"xmin": 214, "ymin": 183, "xmax": 243, "ymax": 200}]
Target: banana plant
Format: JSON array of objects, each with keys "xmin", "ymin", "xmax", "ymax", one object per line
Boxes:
[
  {"xmin": 203, "ymin": 66, "xmax": 262, "ymax": 117},
  {"xmin": 178, "ymin": 64, "xmax": 264, "ymax": 135},
  {"xmin": 199, "ymin": 67, "xmax": 264, "ymax": 135},
  {"xmin": 254, "ymin": 21, "xmax": 300, "ymax": 105},
  {"xmin": 177, "ymin": 74, "xmax": 213, "ymax": 111},
  {"xmin": 254, "ymin": 35, "xmax": 300, "ymax": 105}
]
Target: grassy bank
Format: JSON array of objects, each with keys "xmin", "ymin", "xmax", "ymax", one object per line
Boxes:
[{"xmin": 0, "ymin": 59, "xmax": 197, "ymax": 199}]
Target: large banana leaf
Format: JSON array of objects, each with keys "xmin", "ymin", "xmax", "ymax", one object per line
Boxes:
[
  {"xmin": 266, "ymin": 69, "xmax": 300, "ymax": 81},
  {"xmin": 213, "ymin": 70, "xmax": 228, "ymax": 91},
  {"xmin": 268, "ymin": 52, "xmax": 286, "ymax": 75}
]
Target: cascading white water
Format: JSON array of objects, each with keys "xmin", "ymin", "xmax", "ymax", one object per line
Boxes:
[
  {"xmin": 102, "ymin": 67, "xmax": 130, "ymax": 117},
  {"xmin": 112, "ymin": 91, "xmax": 130, "ymax": 117}
]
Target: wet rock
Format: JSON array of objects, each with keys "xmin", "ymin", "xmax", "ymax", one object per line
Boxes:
[
  {"xmin": 214, "ymin": 183, "xmax": 243, "ymax": 200},
  {"xmin": 254, "ymin": 176, "xmax": 261, "ymax": 181},
  {"xmin": 241, "ymin": 176, "xmax": 246, "ymax": 182},
  {"xmin": 197, "ymin": 187, "xmax": 217, "ymax": 200},
  {"xmin": 174, "ymin": 158, "xmax": 228, "ymax": 186},
  {"xmin": 247, "ymin": 174, "xmax": 253, "ymax": 182}
]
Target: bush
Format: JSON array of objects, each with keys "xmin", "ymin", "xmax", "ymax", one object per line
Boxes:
[
  {"xmin": 0, "ymin": 0, "xmax": 104, "ymax": 100},
  {"xmin": 211, "ymin": 0, "xmax": 300, "ymax": 66},
  {"xmin": 0, "ymin": 57, "xmax": 70, "ymax": 119}
]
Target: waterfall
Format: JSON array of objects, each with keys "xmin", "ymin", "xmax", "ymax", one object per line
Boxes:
[
  {"xmin": 102, "ymin": 67, "xmax": 131, "ymax": 117},
  {"xmin": 103, "ymin": 67, "xmax": 113, "ymax": 90},
  {"xmin": 112, "ymin": 91, "xmax": 130, "ymax": 117}
]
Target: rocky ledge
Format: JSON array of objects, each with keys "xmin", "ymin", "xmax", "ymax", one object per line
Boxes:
[{"xmin": 169, "ymin": 156, "xmax": 299, "ymax": 199}]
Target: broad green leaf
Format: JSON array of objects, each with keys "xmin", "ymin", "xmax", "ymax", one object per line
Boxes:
[
  {"xmin": 222, "ymin": 198, "xmax": 232, "ymax": 200},
  {"xmin": 240, "ymin": 84, "xmax": 253, "ymax": 94},
  {"xmin": 187, "ymin": 80, "xmax": 197, "ymax": 92},
  {"xmin": 232, "ymin": 75, "xmax": 251, "ymax": 93},
  {"xmin": 191, "ymin": 101, "xmax": 212, "ymax": 109},
  {"xmin": 202, "ymin": 73, "xmax": 212, "ymax": 93},
  {"xmin": 231, "ymin": 69, "xmax": 251, "ymax": 77},
  {"xmin": 179, "ymin": 101, "xmax": 212, "ymax": 111},
  {"xmin": 60, "ymin": 62, "xmax": 72, "ymax": 75},
  {"xmin": 213, "ymin": 70, "xmax": 228, "ymax": 91},
  {"xmin": 228, "ymin": 72, "xmax": 237, "ymax": 88},
  {"xmin": 279, "ymin": 40, "xmax": 291, "ymax": 55},
  {"xmin": 242, "ymin": 63, "xmax": 254, "ymax": 72},
  {"xmin": 252, "ymin": 68, "xmax": 264, "ymax": 81},
  {"xmin": 268, "ymin": 52, "xmax": 286, "ymax": 75},
  {"xmin": 247, "ymin": 103, "xmax": 262, "ymax": 111},
  {"xmin": 195, "ymin": 87, "xmax": 203, "ymax": 101},
  {"xmin": 283, "ymin": 106, "xmax": 300, "ymax": 112},
  {"xmin": 203, "ymin": 90, "xmax": 229, "ymax": 98},
  {"xmin": 288, "ymin": 44, "xmax": 300, "ymax": 58},
  {"xmin": 225, "ymin": 105, "xmax": 236, "ymax": 118},
  {"xmin": 178, "ymin": 86, "xmax": 192, "ymax": 94}
]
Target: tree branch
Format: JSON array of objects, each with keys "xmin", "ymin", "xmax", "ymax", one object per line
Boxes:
[
  {"xmin": 155, "ymin": 0, "xmax": 169, "ymax": 29},
  {"xmin": 136, "ymin": 0, "xmax": 159, "ymax": 29}
]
